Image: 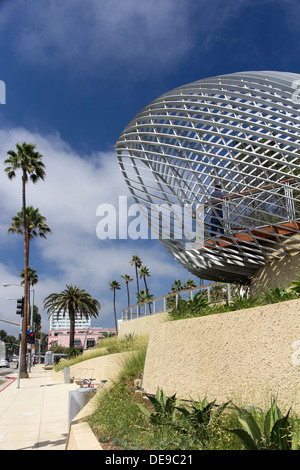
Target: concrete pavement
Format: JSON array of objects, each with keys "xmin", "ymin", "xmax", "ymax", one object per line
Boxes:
[{"xmin": 0, "ymin": 364, "xmax": 78, "ymax": 450}]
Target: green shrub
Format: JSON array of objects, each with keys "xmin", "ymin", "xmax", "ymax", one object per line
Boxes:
[
  {"xmin": 227, "ymin": 398, "xmax": 300, "ymax": 450},
  {"xmin": 229, "ymin": 294, "xmax": 260, "ymax": 311},
  {"xmin": 137, "ymin": 388, "xmax": 178, "ymax": 425},
  {"xmin": 174, "ymin": 397, "xmax": 229, "ymax": 447},
  {"xmin": 169, "ymin": 294, "xmax": 209, "ymax": 320},
  {"xmin": 290, "ymin": 275, "xmax": 300, "ymax": 295},
  {"xmin": 261, "ymin": 286, "xmax": 296, "ymax": 304}
]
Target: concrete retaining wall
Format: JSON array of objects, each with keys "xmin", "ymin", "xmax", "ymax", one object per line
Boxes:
[
  {"xmin": 141, "ymin": 299, "xmax": 300, "ymax": 414},
  {"xmin": 118, "ymin": 312, "xmax": 169, "ymax": 338},
  {"xmin": 52, "ymin": 351, "xmax": 132, "ymax": 383}
]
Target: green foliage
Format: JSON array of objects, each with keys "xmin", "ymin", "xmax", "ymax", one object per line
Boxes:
[
  {"xmin": 168, "ymin": 277, "xmax": 300, "ymax": 322},
  {"xmin": 229, "ymin": 294, "xmax": 260, "ymax": 311},
  {"xmin": 227, "ymin": 398, "xmax": 300, "ymax": 450},
  {"xmin": 137, "ymin": 388, "xmax": 178, "ymax": 425},
  {"xmin": 169, "ymin": 294, "xmax": 209, "ymax": 320},
  {"xmin": 290, "ymin": 275, "xmax": 300, "ymax": 295},
  {"xmin": 261, "ymin": 286, "xmax": 296, "ymax": 304},
  {"xmin": 67, "ymin": 347, "xmax": 81, "ymax": 359},
  {"xmin": 89, "ymin": 360, "xmax": 300, "ymax": 450},
  {"xmin": 174, "ymin": 397, "xmax": 229, "ymax": 446}
]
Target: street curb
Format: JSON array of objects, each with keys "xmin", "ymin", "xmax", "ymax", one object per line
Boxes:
[{"xmin": 0, "ymin": 376, "xmax": 17, "ymax": 392}]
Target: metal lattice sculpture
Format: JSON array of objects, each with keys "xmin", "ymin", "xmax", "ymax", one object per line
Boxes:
[{"xmin": 116, "ymin": 71, "xmax": 300, "ymax": 283}]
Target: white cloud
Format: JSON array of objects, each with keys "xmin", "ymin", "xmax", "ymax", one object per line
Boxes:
[{"xmin": 0, "ymin": 127, "xmax": 192, "ymax": 335}]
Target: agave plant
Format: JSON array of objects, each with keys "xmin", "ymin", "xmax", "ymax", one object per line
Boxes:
[
  {"xmin": 137, "ymin": 388, "xmax": 178, "ymax": 425},
  {"xmin": 175, "ymin": 397, "xmax": 229, "ymax": 442},
  {"xmin": 227, "ymin": 398, "xmax": 300, "ymax": 450}
]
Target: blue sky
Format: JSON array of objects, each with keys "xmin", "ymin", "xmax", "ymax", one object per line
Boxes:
[{"xmin": 0, "ymin": 0, "xmax": 300, "ymax": 335}]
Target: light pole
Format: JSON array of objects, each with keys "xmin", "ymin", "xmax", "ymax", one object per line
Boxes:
[
  {"xmin": 28, "ymin": 288, "xmax": 35, "ymax": 372},
  {"xmin": 4, "ymin": 283, "xmax": 36, "ymax": 372},
  {"xmin": 3, "ymin": 283, "xmax": 36, "ymax": 382},
  {"xmin": 3, "ymin": 284, "xmax": 24, "ymax": 388}
]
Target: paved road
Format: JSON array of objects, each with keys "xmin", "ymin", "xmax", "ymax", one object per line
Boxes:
[{"xmin": 0, "ymin": 365, "xmax": 16, "ymax": 376}]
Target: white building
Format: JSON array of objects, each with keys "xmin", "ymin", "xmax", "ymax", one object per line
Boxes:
[{"xmin": 49, "ymin": 312, "xmax": 91, "ymax": 330}]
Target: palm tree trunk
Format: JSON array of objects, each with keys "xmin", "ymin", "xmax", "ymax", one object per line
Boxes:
[
  {"xmin": 126, "ymin": 282, "xmax": 130, "ymax": 308},
  {"xmin": 113, "ymin": 289, "xmax": 118, "ymax": 335},
  {"xmin": 69, "ymin": 308, "xmax": 75, "ymax": 349},
  {"xmin": 20, "ymin": 170, "xmax": 29, "ymax": 378},
  {"xmin": 143, "ymin": 277, "xmax": 152, "ymax": 314},
  {"xmin": 135, "ymin": 265, "xmax": 140, "ymax": 315},
  {"xmin": 143, "ymin": 277, "xmax": 149, "ymax": 295}
]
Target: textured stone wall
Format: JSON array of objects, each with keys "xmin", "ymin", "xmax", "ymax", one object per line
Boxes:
[
  {"xmin": 118, "ymin": 312, "xmax": 169, "ymax": 338},
  {"xmin": 141, "ymin": 299, "xmax": 300, "ymax": 414},
  {"xmin": 52, "ymin": 351, "xmax": 132, "ymax": 383}
]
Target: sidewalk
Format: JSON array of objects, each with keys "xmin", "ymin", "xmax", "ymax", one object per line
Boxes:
[{"xmin": 0, "ymin": 364, "xmax": 78, "ymax": 450}]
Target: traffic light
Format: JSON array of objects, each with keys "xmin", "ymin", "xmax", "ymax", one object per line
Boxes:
[
  {"xmin": 16, "ymin": 297, "xmax": 24, "ymax": 316},
  {"xmin": 27, "ymin": 331, "xmax": 35, "ymax": 345}
]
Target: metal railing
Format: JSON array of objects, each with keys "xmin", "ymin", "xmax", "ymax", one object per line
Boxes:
[{"xmin": 120, "ymin": 282, "xmax": 235, "ymax": 322}]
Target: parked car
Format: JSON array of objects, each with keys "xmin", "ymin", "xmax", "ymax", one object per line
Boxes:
[
  {"xmin": 12, "ymin": 355, "xmax": 19, "ymax": 363},
  {"xmin": 0, "ymin": 359, "xmax": 9, "ymax": 368}
]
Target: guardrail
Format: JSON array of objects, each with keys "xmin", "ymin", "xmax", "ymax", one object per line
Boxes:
[{"xmin": 120, "ymin": 282, "xmax": 235, "ymax": 322}]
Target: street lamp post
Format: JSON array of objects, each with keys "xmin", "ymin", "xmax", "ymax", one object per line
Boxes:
[
  {"xmin": 3, "ymin": 284, "xmax": 24, "ymax": 388},
  {"xmin": 3, "ymin": 283, "xmax": 35, "ymax": 384},
  {"xmin": 28, "ymin": 288, "xmax": 35, "ymax": 372}
]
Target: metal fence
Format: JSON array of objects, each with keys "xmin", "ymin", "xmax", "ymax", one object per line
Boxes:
[{"xmin": 120, "ymin": 282, "xmax": 237, "ymax": 322}]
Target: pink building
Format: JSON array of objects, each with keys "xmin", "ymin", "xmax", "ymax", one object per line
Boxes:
[
  {"xmin": 48, "ymin": 312, "xmax": 115, "ymax": 350},
  {"xmin": 47, "ymin": 326, "xmax": 115, "ymax": 350}
]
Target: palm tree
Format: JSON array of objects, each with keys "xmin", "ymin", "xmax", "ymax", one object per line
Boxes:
[
  {"xmin": 139, "ymin": 266, "xmax": 151, "ymax": 294},
  {"xmin": 170, "ymin": 279, "xmax": 183, "ymax": 293},
  {"xmin": 130, "ymin": 255, "xmax": 142, "ymax": 296},
  {"xmin": 137, "ymin": 290, "xmax": 153, "ymax": 315},
  {"xmin": 121, "ymin": 274, "xmax": 133, "ymax": 307},
  {"xmin": 183, "ymin": 279, "xmax": 196, "ymax": 299},
  {"xmin": 10, "ymin": 207, "xmax": 50, "ymax": 363},
  {"xmin": 130, "ymin": 255, "xmax": 142, "ymax": 313},
  {"xmin": 109, "ymin": 280, "xmax": 121, "ymax": 335},
  {"xmin": 44, "ymin": 285, "xmax": 100, "ymax": 349},
  {"xmin": 167, "ymin": 279, "xmax": 183, "ymax": 310},
  {"xmin": 4, "ymin": 142, "xmax": 45, "ymax": 378},
  {"xmin": 9, "ymin": 206, "xmax": 51, "ymax": 263},
  {"xmin": 20, "ymin": 266, "xmax": 39, "ymax": 288},
  {"xmin": 20, "ymin": 266, "xmax": 39, "ymax": 334},
  {"xmin": 183, "ymin": 279, "xmax": 196, "ymax": 290},
  {"xmin": 139, "ymin": 266, "xmax": 152, "ymax": 312}
]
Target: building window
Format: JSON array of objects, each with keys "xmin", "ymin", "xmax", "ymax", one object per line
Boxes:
[{"xmin": 86, "ymin": 339, "xmax": 95, "ymax": 348}]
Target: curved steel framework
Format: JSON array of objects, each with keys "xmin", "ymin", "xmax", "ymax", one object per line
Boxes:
[{"xmin": 116, "ymin": 71, "xmax": 300, "ymax": 283}]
